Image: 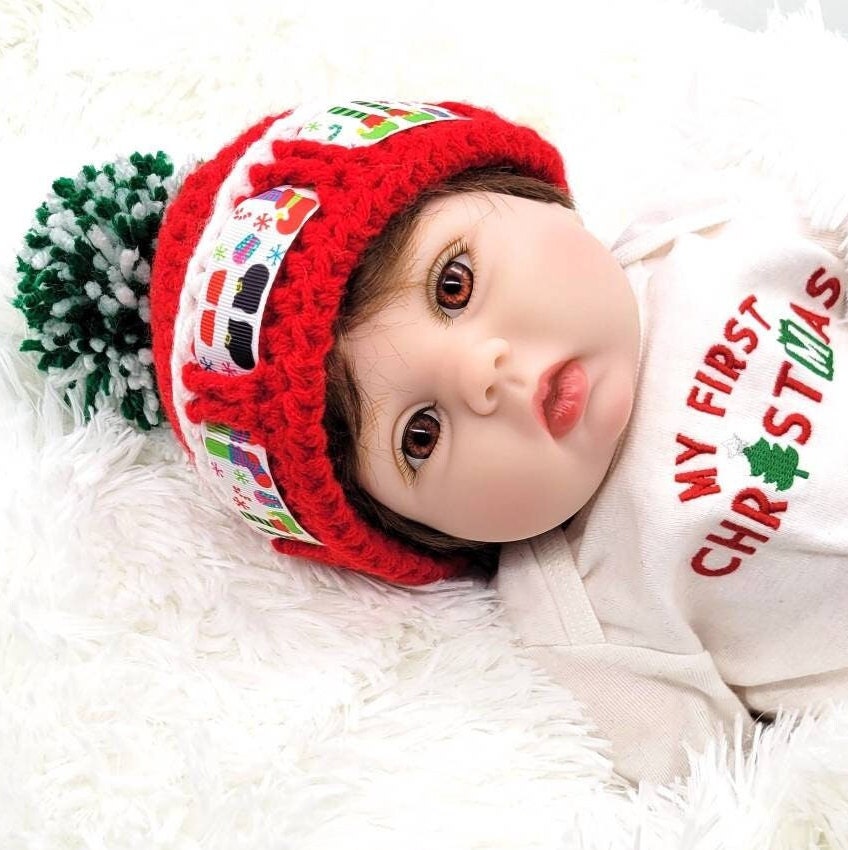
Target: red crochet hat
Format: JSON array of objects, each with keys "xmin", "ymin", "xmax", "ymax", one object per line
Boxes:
[{"xmin": 18, "ymin": 100, "xmax": 568, "ymax": 586}]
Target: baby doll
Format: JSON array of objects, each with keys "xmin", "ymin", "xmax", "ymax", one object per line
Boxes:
[{"xmin": 14, "ymin": 99, "xmax": 848, "ymax": 786}]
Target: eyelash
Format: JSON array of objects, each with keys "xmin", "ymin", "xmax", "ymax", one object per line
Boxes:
[{"xmin": 425, "ymin": 237, "xmax": 472, "ymax": 326}]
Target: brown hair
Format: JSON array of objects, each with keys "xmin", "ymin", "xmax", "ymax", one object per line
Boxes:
[{"xmin": 323, "ymin": 167, "xmax": 576, "ymax": 572}]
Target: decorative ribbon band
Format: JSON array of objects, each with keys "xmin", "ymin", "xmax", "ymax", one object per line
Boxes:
[
  {"xmin": 296, "ymin": 99, "xmax": 464, "ymax": 147},
  {"xmin": 195, "ymin": 186, "xmax": 320, "ymax": 376},
  {"xmin": 201, "ymin": 422, "xmax": 322, "ymax": 544}
]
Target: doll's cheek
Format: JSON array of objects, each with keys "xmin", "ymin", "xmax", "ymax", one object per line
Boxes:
[{"xmin": 595, "ymin": 373, "xmax": 636, "ymax": 442}]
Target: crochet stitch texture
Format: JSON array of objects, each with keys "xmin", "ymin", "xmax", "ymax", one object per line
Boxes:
[{"xmin": 142, "ymin": 104, "xmax": 568, "ymax": 584}]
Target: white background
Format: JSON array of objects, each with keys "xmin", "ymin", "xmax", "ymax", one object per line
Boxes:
[{"xmin": 703, "ymin": 0, "xmax": 848, "ymax": 35}]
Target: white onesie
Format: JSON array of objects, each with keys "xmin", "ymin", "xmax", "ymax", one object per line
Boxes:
[{"xmin": 495, "ymin": 173, "xmax": 848, "ymax": 785}]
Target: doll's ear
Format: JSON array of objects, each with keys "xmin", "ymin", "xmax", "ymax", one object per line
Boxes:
[{"xmin": 13, "ymin": 152, "xmax": 188, "ymax": 430}]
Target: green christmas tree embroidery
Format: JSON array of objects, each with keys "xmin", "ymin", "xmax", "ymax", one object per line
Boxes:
[{"xmin": 743, "ymin": 437, "xmax": 810, "ymax": 491}]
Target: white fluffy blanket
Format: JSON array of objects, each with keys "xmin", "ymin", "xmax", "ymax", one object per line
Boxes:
[{"xmin": 3, "ymin": 1, "xmax": 848, "ymax": 847}]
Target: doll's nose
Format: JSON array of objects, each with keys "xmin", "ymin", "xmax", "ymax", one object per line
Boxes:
[{"xmin": 457, "ymin": 337, "xmax": 511, "ymax": 416}]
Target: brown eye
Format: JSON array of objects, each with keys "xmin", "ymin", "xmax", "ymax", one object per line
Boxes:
[
  {"xmin": 401, "ymin": 408, "xmax": 441, "ymax": 470},
  {"xmin": 436, "ymin": 253, "xmax": 473, "ymax": 317}
]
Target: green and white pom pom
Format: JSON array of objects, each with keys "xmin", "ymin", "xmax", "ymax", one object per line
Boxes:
[{"xmin": 14, "ymin": 152, "xmax": 181, "ymax": 430}]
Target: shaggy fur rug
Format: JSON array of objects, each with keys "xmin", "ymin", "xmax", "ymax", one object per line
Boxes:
[{"xmin": 2, "ymin": 0, "xmax": 848, "ymax": 847}]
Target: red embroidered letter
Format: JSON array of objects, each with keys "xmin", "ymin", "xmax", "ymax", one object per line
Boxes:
[
  {"xmin": 675, "ymin": 434, "xmax": 717, "ymax": 465},
  {"xmin": 773, "ymin": 360, "xmax": 823, "ymax": 403},
  {"xmin": 706, "ymin": 519, "xmax": 769, "ymax": 554},
  {"xmin": 687, "ymin": 387, "xmax": 727, "ymax": 417},
  {"xmin": 675, "ymin": 468, "xmax": 721, "ymax": 502},
  {"xmin": 731, "ymin": 487, "xmax": 788, "ymax": 530},
  {"xmin": 763, "ymin": 405, "xmax": 812, "ymax": 446},
  {"xmin": 691, "ymin": 547, "xmax": 741, "ymax": 577},
  {"xmin": 739, "ymin": 294, "xmax": 772, "ymax": 330},
  {"xmin": 724, "ymin": 318, "xmax": 758, "ymax": 354},
  {"xmin": 790, "ymin": 302, "xmax": 831, "ymax": 344},
  {"xmin": 805, "ymin": 267, "xmax": 841, "ymax": 310},
  {"xmin": 704, "ymin": 344, "xmax": 747, "ymax": 381}
]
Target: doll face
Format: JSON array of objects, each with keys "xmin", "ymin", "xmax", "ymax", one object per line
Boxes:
[{"xmin": 342, "ymin": 191, "xmax": 640, "ymax": 543}]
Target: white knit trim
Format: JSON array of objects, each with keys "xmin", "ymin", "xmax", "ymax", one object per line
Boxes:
[{"xmin": 169, "ymin": 105, "xmax": 320, "ymax": 475}]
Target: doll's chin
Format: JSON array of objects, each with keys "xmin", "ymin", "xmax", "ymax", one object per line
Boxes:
[
  {"xmin": 473, "ymin": 509, "xmax": 584, "ymax": 544},
  {"xmin": 467, "ymin": 467, "xmax": 611, "ymax": 544}
]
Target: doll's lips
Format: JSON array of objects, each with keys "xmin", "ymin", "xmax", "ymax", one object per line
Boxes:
[{"xmin": 533, "ymin": 360, "xmax": 589, "ymax": 439}]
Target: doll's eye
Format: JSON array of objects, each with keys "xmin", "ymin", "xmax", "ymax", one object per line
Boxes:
[
  {"xmin": 435, "ymin": 253, "xmax": 473, "ymax": 318},
  {"xmin": 401, "ymin": 408, "xmax": 441, "ymax": 470}
]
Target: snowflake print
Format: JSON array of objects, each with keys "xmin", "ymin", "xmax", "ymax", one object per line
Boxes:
[
  {"xmin": 254, "ymin": 212, "xmax": 272, "ymax": 232},
  {"xmin": 233, "ymin": 206, "xmax": 252, "ymax": 221},
  {"xmin": 232, "ymin": 494, "xmax": 249, "ymax": 509},
  {"xmin": 213, "ymin": 243, "xmax": 226, "ymax": 261},
  {"xmin": 233, "ymin": 469, "xmax": 249, "ymax": 484},
  {"xmin": 210, "ymin": 461, "xmax": 224, "ymax": 478},
  {"xmin": 221, "ymin": 361, "xmax": 240, "ymax": 376},
  {"xmin": 199, "ymin": 356, "xmax": 215, "ymax": 371},
  {"xmin": 266, "ymin": 244, "xmax": 284, "ymax": 266},
  {"xmin": 304, "ymin": 121, "xmax": 321, "ymax": 132}
]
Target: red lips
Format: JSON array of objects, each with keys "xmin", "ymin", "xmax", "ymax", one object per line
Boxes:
[{"xmin": 533, "ymin": 360, "xmax": 589, "ymax": 438}]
